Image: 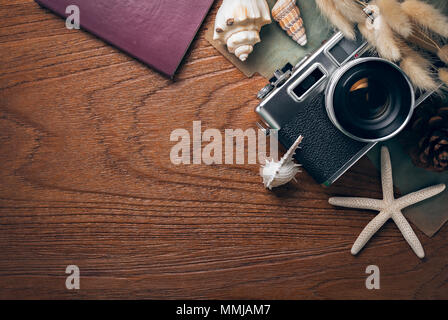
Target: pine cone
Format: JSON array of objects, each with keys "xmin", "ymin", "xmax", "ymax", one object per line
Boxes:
[{"xmin": 408, "ymin": 97, "xmax": 448, "ymax": 172}]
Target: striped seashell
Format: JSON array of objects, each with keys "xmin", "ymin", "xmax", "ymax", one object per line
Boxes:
[{"xmin": 272, "ymin": 0, "xmax": 307, "ymax": 46}]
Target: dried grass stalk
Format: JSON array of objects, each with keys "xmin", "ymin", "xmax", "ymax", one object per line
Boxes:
[
  {"xmin": 333, "ymin": 0, "xmax": 365, "ymax": 23},
  {"xmin": 358, "ymin": 22, "xmax": 376, "ymax": 48},
  {"xmin": 438, "ymin": 45, "xmax": 448, "ymax": 65},
  {"xmin": 440, "ymin": 68, "xmax": 448, "ymax": 86},
  {"xmin": 402, "ymin": 0, "xmax": 448, "ymax": 38},
  {"xmin": 400, "ymin": 45, "xmax": 438, "ymax": 91},
  {"xmin": 315, "ymin": 0, "xmax": 356, "ymax": 40},
  {"xmin": 377, "ymin": 0, "xmax": 412, "ymax": 38},
  {"xmin": 375, "ymin": 18, "xmax": 402, "ymax": 61},
  {"xmin": 358, "ymin": 18, "xmax": 401, "ymax": 62}
]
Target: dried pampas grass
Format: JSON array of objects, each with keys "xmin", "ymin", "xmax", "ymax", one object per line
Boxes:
[
  {"xmin": 358, "ymin": 22, "xmax": 376, "ymax": 48},
  {"xmin": 377, "ymin": 0, "xmax": 412, "ymax": 38},
  {"xmin": 402, "ymin": 0, "xmax": 448, "ymax": 38},
  {"xmin": 359, "ymin": 3, "xmax": 401, "ymax": 62},
  {"xmin": 400, "ymin": 46, "xmax": 438, "ymax": 91},
  {"xmin": 440, "ymin": 68, "xmax": 448, "ymax": 86},
  {"xmin": 374, "ymin": 17, "xmax": 402, "ymax": 61},
  {"xmin": 438, "ymin": 45, "xmax": 448, "ymax": 65},
  {"xmin": 315, "ymin": 0, "xmax": 356, "ymax": 40},
  {"xmin": 314, "ymin": 0, "xmax": 448, "ymax": 91}
]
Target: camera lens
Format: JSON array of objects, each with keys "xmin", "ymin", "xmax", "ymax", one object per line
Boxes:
[
  {"xmin": 347, "ymin": 77, "xmax": 390, "ymax": 120},
  {"xmin": 326, "ymin": 58, "xmax": 414, "ymax": 142}
]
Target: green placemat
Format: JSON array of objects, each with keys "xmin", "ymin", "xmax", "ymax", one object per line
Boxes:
[{"xmin": 205, "ymin": 0, "xmax": 332, "ymax": 78}]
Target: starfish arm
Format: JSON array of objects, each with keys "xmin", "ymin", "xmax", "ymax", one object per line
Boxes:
[
  {"xmin": 351, "ymin": 210, "xmax": 391, "ymax": 256},
  {"xmin": 395, "ymin": 184, "xmax": 446, "ymax": 209},
  {"xmin": 381, "ymin": 147, "xmax": 394, "ymax": 202},
  {"xmin": 329, "ymin": 197, "xmax": 384, "ymax": 211},
  {"xmin": 391, "ymin": 211, "xmax": 425, "ymax": 259}
]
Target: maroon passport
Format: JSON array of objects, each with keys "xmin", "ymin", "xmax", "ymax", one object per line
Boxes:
[{"xmin": 35, "ymin": 0, "xmax": 214, "ymax": 77}]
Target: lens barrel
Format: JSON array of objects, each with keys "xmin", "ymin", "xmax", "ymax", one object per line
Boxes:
[{"xmin": 326, "ymin": 58, "xmax": 415, "ymax": 142}]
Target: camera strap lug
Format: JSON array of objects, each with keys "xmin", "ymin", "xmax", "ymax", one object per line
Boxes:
[{"xmin": 257, "ymin": 63, "xmax": 294, "ymax": 100}]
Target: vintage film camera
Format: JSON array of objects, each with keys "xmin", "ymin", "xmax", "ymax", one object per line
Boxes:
[{"xmin": 256, "ymin": 31, "xmax": 434, "ymax": 186}]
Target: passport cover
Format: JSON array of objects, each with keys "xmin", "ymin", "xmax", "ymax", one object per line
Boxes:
[{"xmin": 35, "ymin": 0, "xmax": 214, "ymax": 77}]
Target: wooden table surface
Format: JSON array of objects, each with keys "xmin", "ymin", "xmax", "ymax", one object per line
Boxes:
[{"xmin": 0, "ymin": 0, "xmax": 447, "ymax": 300}]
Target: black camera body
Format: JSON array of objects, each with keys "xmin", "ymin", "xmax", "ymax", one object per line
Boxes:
[{"xmin": 255, "ymin": 31, "xmax": 429, "ymax": 186}]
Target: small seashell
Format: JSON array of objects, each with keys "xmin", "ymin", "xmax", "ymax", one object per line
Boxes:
[
  {"xmin": 260, "ymin": 135, "xmax": 303, "ymax": 190},
  {"xmin": 272, "ymin": 0, "xmax": 307, "ymax": 46},
  {"xmin": 213, "ymin": 0, "xmax": 272, "ymax": 62}
]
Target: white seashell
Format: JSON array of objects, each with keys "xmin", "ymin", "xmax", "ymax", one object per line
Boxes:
[
  {"xmin": 272, "ymin": 0, "xmax": 307, "ymax": 46},
  {"xmin": 213, "ymin": 0, "xmax": 272, "ymax": 61},
  {"xmin": 260, "ymin": 135, "xmax": 303, "ymax": 190}
]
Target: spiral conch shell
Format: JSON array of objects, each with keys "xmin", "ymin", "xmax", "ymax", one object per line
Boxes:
[
  {"xmin": 213, "ymin": 0, "xmax": 272, "ymax": 61},
  {"xmin": 261, "ymin": 135, "xmax": 303, "ymax": 190},
  {"xmin": 272, "ymin": 0, "xmax": 307, "ymax": 46}
]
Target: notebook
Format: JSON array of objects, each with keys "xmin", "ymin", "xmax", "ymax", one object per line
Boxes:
[{"xmin": 35, "ymin": 0, "xmax": 214, "ymax": 77}]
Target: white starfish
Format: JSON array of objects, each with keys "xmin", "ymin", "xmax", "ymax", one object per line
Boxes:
[{"xmin": 329, "ymin": 146, "xmax": 446, "ymax": 259}]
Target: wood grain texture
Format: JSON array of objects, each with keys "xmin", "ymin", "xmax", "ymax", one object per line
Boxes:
[{"xmin": 0, "ymin": 0, "xmax": 447, "ymax": 299}]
